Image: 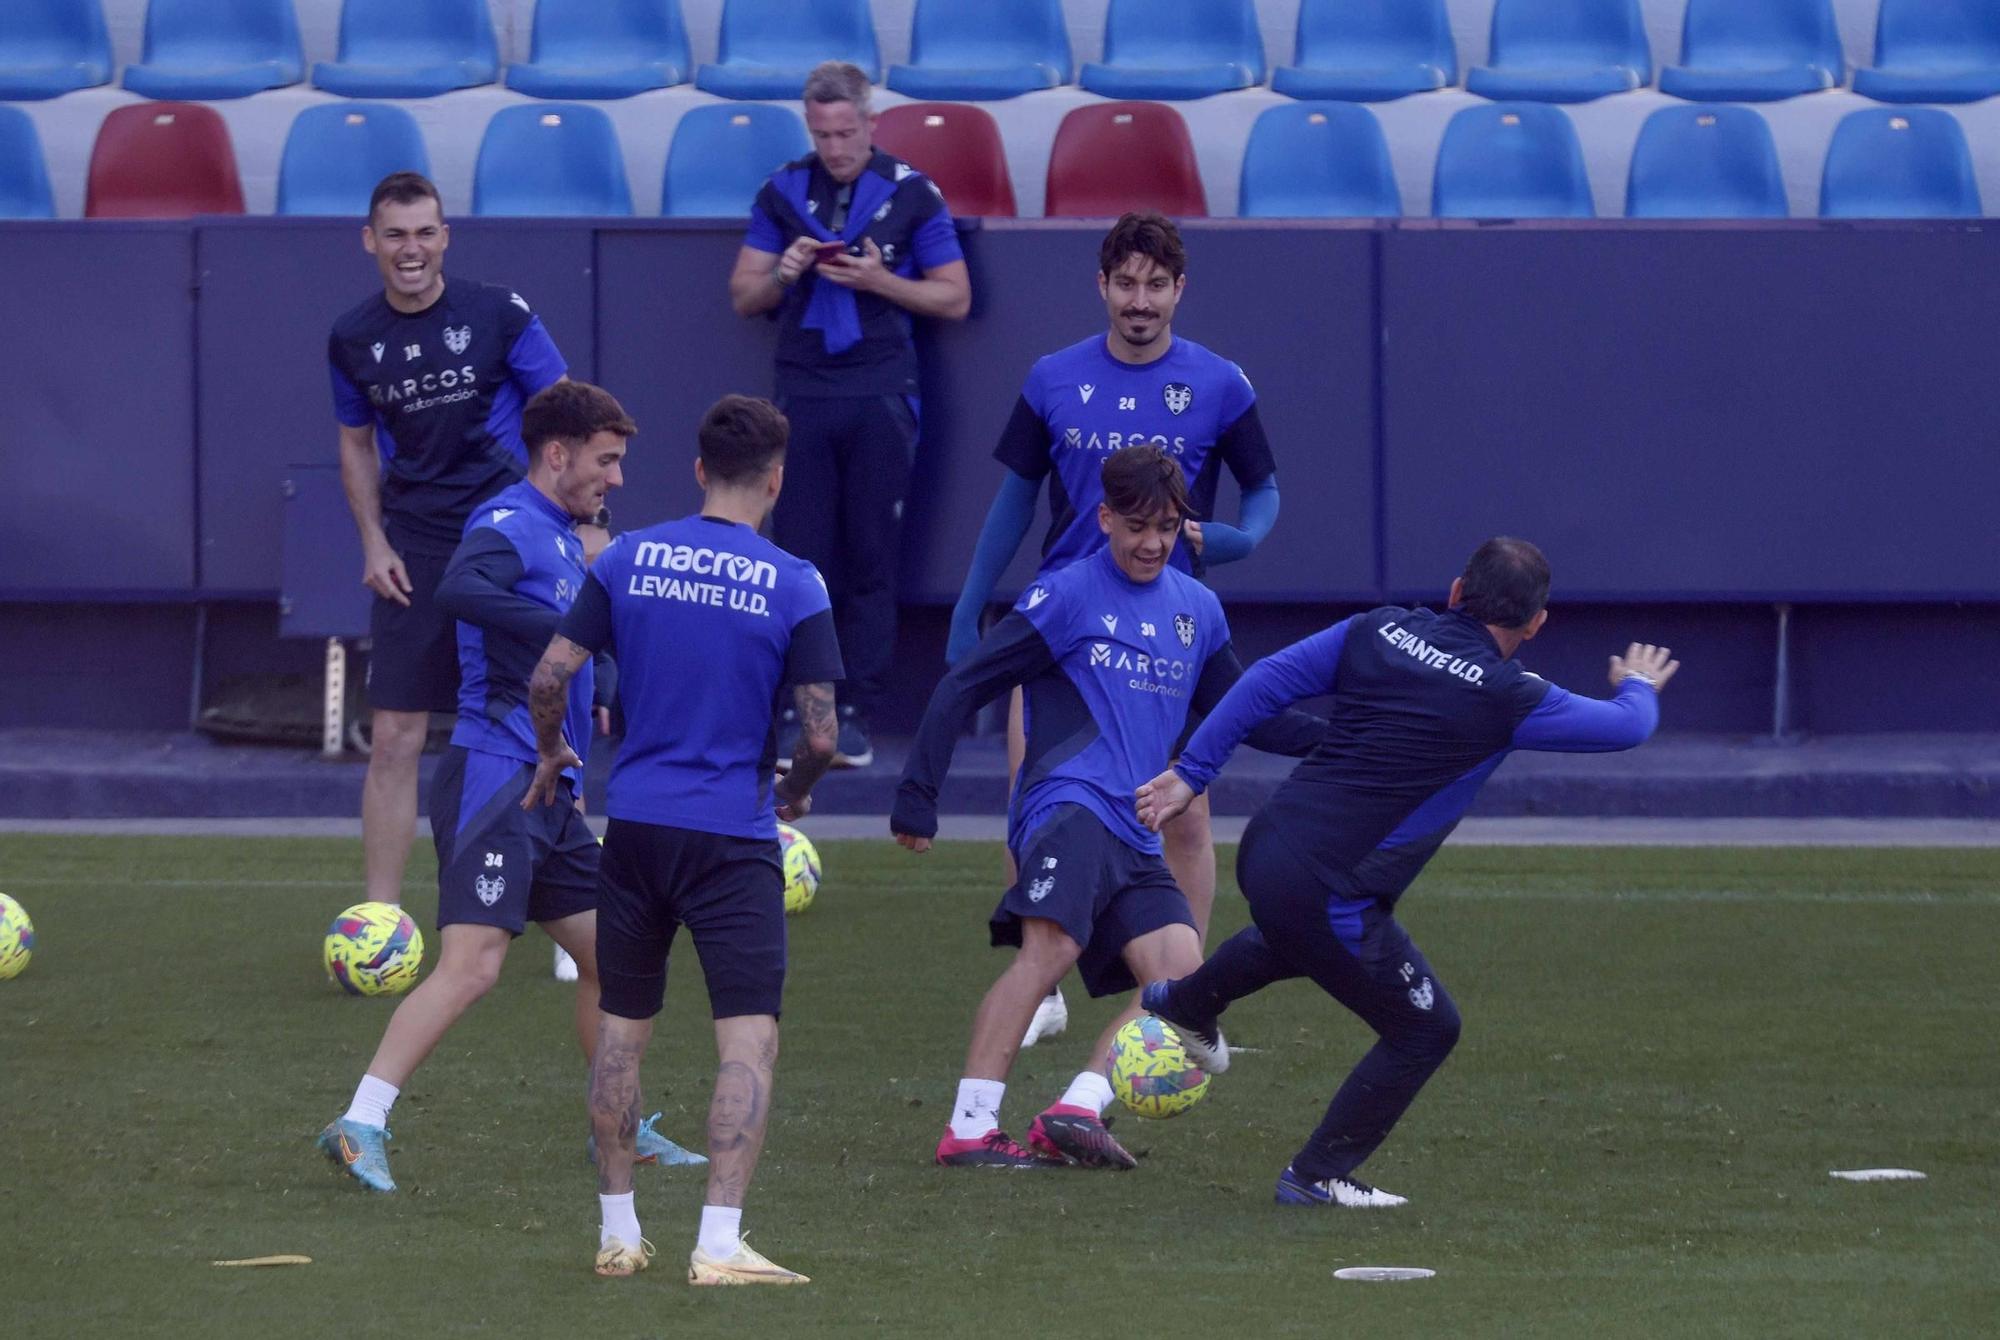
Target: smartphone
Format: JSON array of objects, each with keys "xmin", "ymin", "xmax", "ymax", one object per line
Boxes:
[{"xmin": 814, "ymin": 240, "xmax": 853, "ymax": 262}]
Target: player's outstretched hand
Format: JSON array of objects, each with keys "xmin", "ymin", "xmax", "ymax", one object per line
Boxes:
[
  {"xmin": 362, "ymin": 540, "xmax": 412, "ymax": 606},
  {"xmin": 1609, "ymin": 643, "xmax": 1680, "ymax": 693},
  {"xmin": 894, "ymin": 831, "xmax": 932, "ymax": 854},
  {"xmin": 815, "ymin": 237, "xmax": 885, "ymax": 292},
  {"xmin": 521, "ymin": 748, "xmax": 581, "ymax": 810},
  {"xmin": 1135, "ymin": 768, "xmax": 1196, "ymax": 833}
]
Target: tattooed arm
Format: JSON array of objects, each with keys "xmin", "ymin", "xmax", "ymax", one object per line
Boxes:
[
  {"xmin": 774, "ymin": 680, "xmax": 836, "ymax": 822},
  {"xmin": 522, "ymin": 633, "xmax": 593, "ymax": 809}
]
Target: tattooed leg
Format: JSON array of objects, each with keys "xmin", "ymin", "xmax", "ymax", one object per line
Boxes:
[
  {"xmin": 588, "ymin": 1013, "xmax": 653, "ymax": 1195},
  {"xmin": 704, "ymin": 1014, "xmax": 779, "ymax": 1209}
]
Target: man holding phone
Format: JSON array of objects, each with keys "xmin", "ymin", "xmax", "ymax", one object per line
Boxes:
[{"xmin": 728, "ymin": 60, "xmax": 972, "ymax": 770}]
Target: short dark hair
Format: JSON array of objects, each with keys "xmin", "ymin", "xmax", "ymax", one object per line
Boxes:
[
  {"xmin": 1099, "ymin": 211, "xmax": 1187, "ymax": 280},
  {"xmin": 1457, "ymin": 537, "xmax": 1551, "ymax": 629},
  {"xmin": 1101, "ymin": 444, "xmax": 1189, "ymax": 521},
  {"xmin": 368, "ymin": 171, "xmax": 442, "ymax": 222},
  {"xmin": 521, "ymin": 381, "xmax": 637, "ymax": 463},
  {"xmin": 699, "ymin": 395, "xmax": 789, "ymax": 484}
]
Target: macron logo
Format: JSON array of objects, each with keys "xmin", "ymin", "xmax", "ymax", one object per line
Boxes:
[
  {"xmin": 1100, "ymin": 614, "xmax": 1118, "ymax": 634},
  {"xmin": 1080, "ymin": 383, "xmax": 1095, "ymax": 404},
  {"xmin": 1023, "ymin": 587, "xmax": 1049, "ymax": 610},
  {"xmin": 490, "ymin": 508, "xmax": 515, "ymax": 522}
]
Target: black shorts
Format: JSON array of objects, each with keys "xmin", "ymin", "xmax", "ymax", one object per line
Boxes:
[
  {"xmin": 430, "ymin": 746, "xmax": 598, "ymax": 935},
  {"xmin": 366, "ymin": 541, "xmax": 459, "ymax": 714},
  {"xmin": 992, "ymin": 803, "xmax": 1195, "ymax": 999},
  {"xmin": 595, "ymin": 817, "xmax": 786, "ymax": 1022}
]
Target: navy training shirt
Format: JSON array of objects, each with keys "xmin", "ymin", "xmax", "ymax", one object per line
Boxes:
[
  {"xmin": 744, "ymin": 149, "xmax": 963, "ymax": 398},
  {"xmin": 994, "ymin": 334, "xmax": 1276, "ymax": 580},
  {"xmin": 329, "ymin": 277, "xmax": 568, "ymax": 556},
  {"xmin": 1178, "ymin": 605, "xmax": 1661, "ymax": 922},
  {"xmin": 435, "ymin": 479, "xmax": 593, "ymax": 779},
  {"xmin": 557, "ymin": 515, "xmax": 844, "ymax": 840}
]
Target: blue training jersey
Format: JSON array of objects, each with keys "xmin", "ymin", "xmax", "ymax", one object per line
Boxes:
[
  {"xmin": 994, "ymin": 334, "xmax": 1276, "ymax": 579},
  {"xmin": 558, "ymin": 515, "xmax": 844, "ymax": 840},
  {"xmin": 437, "ymin": 479, "xmax": 594, "ymax": 777},
  {"xmin": 328, "ymin": 277, "xmax": 568, "ymax": 555}
]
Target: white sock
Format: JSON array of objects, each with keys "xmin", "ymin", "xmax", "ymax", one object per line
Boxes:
[
  {"xmin": 697, "ymin": 1204, "xmax": 743, "ymax": 1259},
  {"xmin": 343, "ymin": 1074, "xmax": 399, "ymax": 1130},
  {"xmin": 950, "ymin": 1077, "xmax": 1005, "ymax": 1140},
  {"xmin": 1060, "ymin": 1070, "xmax": 1114, "ymax": 1116},
  {"xmin": 600, "ymin": 1192, "xmax": 642, "ymax": 1248}
]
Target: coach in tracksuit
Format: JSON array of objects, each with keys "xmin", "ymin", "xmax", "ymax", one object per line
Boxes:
[{"xmin": 1136, "ymin": 537, "xmax": 1681, "ymax": 1210}]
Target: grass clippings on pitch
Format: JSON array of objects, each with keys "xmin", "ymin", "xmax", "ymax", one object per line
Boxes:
[{"xmin": 2, "ymin": 837, "xmax": 1996, "ymax": 1338}]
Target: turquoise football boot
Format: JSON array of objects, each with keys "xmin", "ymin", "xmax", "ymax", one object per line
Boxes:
[
  {"xmin": 587, "ymin": 1112, "xmax": 708, "ymax": 1168},
  {"xmin": 319, "ymin": 1117, "xmax": 395, "ymax": 1193}
]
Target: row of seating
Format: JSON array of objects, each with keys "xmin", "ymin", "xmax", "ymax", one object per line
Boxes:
[
  {"xmin": 11, "ymin": 0, "xmax": 2000, "ymax": 104},
  {"xmin": 16, "ymin": 96, "xmax": 1979, "ymax": 222}
]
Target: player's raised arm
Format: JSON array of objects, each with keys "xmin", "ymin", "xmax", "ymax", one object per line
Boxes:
[
  {"xmin": 1510, "ymin": 643, "xmax": 1680, "ymax": 754},
  {"xmin": 434, "ymin": 527, "xmax": 561, "ymax": 643}
]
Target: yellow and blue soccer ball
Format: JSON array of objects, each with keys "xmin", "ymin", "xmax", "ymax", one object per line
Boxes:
[
  {"xmin": 1110, "ymin": 1014, "xmax": 1211, "ymax": 1119},
  {"xmin": 324, "ymin": 901, "xmax": 424, "ymax": 996},
  {"xmin": 0, "ymin": 892, "xmax": 34, "ymax": 980},
  {"xmin": 778, "ymin": 823, "xmax": 821, "ymax": 915}
]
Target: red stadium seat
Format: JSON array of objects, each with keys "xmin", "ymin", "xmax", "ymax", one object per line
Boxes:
[
  {"xmin": 873, "ymin": 101, "xmax": 1016, "ymax": 218},
  {"xmin": 85, "ymin": 101, "xmax": 244, "ymax": 218},
  {"xmin": 1044, "ymin": 101, "xmax": 1206, "ymax": 218}
]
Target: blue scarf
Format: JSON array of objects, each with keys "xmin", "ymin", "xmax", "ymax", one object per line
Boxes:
[{"xmin": 770, "ymin": 158, "xmax": 900, "ymax": 356}]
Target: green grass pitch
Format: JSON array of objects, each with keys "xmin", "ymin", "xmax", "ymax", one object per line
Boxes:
[{"xmin": 3, "ymin": 836, "xmax": 1996, "ymax": 1336}]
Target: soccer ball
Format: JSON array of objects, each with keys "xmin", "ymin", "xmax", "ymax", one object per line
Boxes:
[
  {"xmin": 778, "ymin": 823, "xmax": 821, "ymax": 915},
  {"xmin": 1109, "ymin": 1014, "xmax": 1211, "ymax": 1119},
  {"xmin": 324, "ymin": 902, "xmax": 424, "ymax": 996},
  {"xmin": 0, "ymin": 892, "xmax": 34, "ymax": 980}
]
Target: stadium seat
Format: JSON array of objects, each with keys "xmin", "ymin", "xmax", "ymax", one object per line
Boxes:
[
  {"xmin": 1658, "ymin": 0, "xmax": 1843, "ymax": 102},
  {"xmin": 122, "ymin": 0, "xmax": 304, "ymax": 100},
  {"xmin": 1078, "ymin": 0, "xmax": 1265, "ymax": 100},
  {"xmin": 474, "ymin": 104, "xmax": 632, "ymax": 217},
  {"xmin": 277, "ymin": 104, "xmax": 431, "ymax": 216},
  {"xmin": 1465, "ymin": 0, "xmax": 1650, "ymax": 103},
  {"xmin": 1239, "ymin": 103, "xmax": 1399, "ymax": 218},
  {"xmin": 660, "ymin": 102, "xmax": 808, "ymax": 217},
  {"xmin": 312, "ymin": 0, "xmax": 499, "ymax": 98},
  {"xmin": 504, "ymin": 0, "xmax": 690, "ymax": 100},
  {"xmin": 0, "ymin": 106, "xmax": 55, "ymax": 219},
  {"xmin": 85, "ymin": 102, "xmax": 244, "ymax": 218},
  {"xmin": 1625, "ymin": 105, "xmax": 1786, "ymax": 219},
  {"xmin": 872, "ymin": 102, "xmax": 1015, "ymax": 217},
  {"xmin": 695, "ymin": 0, "xmax": 879, "ymax": 100},
  {"xmin": 1432, "ymin": 102, "xmax": 1593, "ymax": 218},
  {"xmin": 0, "ymin": 0, "xmax": 113, "ymax": 99},
  {"xmin": 886, "ymin": 0, "xmax": 1070, "ymax": 101},
  {"xmin": 1272, "ymin": 0, "xmax": 1457, "ymax": 102},
  {"xmin": 1044, "ymin": 102, "xmax": 1206, "ymax": 218},
  {"xmin": 1853, "ymin": 0, "xmax": 2000, "ymax": 104},
  {"xmin": 1819, "ymin": 108, "xmax": 1982, "ymax": 219}
]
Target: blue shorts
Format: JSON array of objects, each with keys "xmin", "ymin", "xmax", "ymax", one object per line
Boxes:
[
  {"xmin": 366, "ymin": 540, "xmax": 460, "ymax": 714},
  {"xmin": 430, "ymin": 746, "xmax": 597, "ymax": 935},
  {"xmin": 595, "ymin": 817, "xmax": 786, "ymax": 1022},
  {"xmin": 993, "ymin": 803, "xmax": 1194, "ymax": 999}
]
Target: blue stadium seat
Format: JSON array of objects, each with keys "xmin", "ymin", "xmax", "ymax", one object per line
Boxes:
[
  {"xmin": 695, "ymin": 0, "xmax": 879, "ymax": 100},
  {"xmin": 1272, "ymin": 0, "xmax": 1457, "ymax": 102},
  {"xmin": 661, "ymin": 102, "xmax": 808, "ymax": 217},
  {"xmin": 0, "ymin": 0, "xmax": 112, "ymax": 99},
  {"xmin": 1659, "ymin": 0, "xmax": 1843, "ymax": 102},
  {"xmin": 886, "ymin": 0, "xmax": 1070, "ymax": 101},
  {"xmin": 1239, "ymin": 103, "xmax": 1400, "ymax": 217},
  {"xmin": 1079, "ymin": 0, "xmax": 1265, "ymax": 100},
  {"xmin": 277, "ymin": 104, "xmax": 430, "ymax": 216},
  {"xmin": 313, "ymin": 0, "xmax": 499, "ymax": 98},
  {"xmin": 1625, "ymin": 105, "xmax": 1786, "ymax": 219},
  {"xmin": 123, "ymin": 0, "xmax": 303, "ymax": 100},
  {"xmin": 473, "ymin": 104, "xmax": 632, "ymax": 217},
  {"xmin": 0, "ymin": 106, "xmax": 55, "ymax": 218},
  {"xmin": 1853, "ymin": 0, "xmax": 2000, "ymax": 105},
  {"xmin": 505, "ymin": 0, "xmax": 690, "ymax": 100},
  {"xmin": 1432, "ymin": 102, "xmax": 1594, "ymax": 218},
  {"xmin": 1466, "ymin": 0, "xmax": 1650, "ymax": 102},
  {"xmin": 1819, "ymin": 108, "xmax": 1982, "ymax": 219}
]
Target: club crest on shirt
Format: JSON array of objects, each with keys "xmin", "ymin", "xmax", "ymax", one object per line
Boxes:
[
  {"xmin": 444, "ymin": 325, "xmax": 472, "ymax": 355},
  {"xmin": 1174, "ymin": 613, "xmax": 1196, "ymax": 647},
  {"xmin": 1163, "ymin": 383, "xmax": 1193, "ymax": 415}
]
